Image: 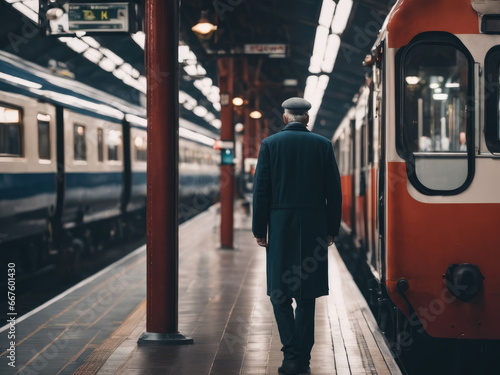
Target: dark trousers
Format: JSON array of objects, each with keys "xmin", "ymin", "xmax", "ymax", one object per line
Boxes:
[{"xmin": 270, "ymin": 296, "xmax": 316, "ymax": 366}]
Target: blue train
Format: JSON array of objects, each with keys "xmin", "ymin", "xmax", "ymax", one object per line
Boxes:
[{"xmin": 0, "ymin": 50, "xmax": 219, "ymax": 274}]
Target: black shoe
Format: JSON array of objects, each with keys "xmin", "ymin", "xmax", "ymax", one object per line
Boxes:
[
  {"xmin": 278, "ymin": 361, "xmax": 300, "ymax": 375},
  {"xmin": 278, "ymin": 361, "xmax": 310, "ymax": 375}
]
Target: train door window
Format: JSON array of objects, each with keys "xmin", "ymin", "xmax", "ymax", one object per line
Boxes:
[
  {"xmin": 74, "ymin": 124, "xmax": 87, "ymax": 160},
  {"xmin": 398, "ymin": 33, "xmax": 474, "ymax": 195},
  {"xmin": 107, "ymin": 130, "xmax": 122, "ymax": 161},
  {"xmin": 37, "ymin": 114, "xmax": 51, "ymax": 160},
  {"xmin": 0, "ymin": 104, "xmax": 22, "ymax": 157},
  {"xmin": 484, "ymin": 46, "xmax": 500, "ymax": 152},
  {"xmin": 97, "ymin": 128, "xmax": 104, "ymax": 162},
  {"xmin": 135, "ymin": 136, "xmax": 147, "ymax": 161}
]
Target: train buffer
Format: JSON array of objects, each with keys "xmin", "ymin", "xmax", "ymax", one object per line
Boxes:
[{"xmin": 0, "ymin": 204, "xmax": 402, "ymax": 375}]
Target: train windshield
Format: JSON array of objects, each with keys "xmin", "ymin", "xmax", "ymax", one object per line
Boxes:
[
  {"xmin": 403, "ymin": 45, "xmax": 468, "ymax": 153},
  {"xmin": 399, "ymin": 34, "xmax": 474, "ymax": 195}
]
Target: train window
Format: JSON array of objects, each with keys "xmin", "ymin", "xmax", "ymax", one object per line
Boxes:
[
  {"xmin": 97, "ymin": 128, "xmax": 104, "ymax": 162},
  {"xmin": 0, "ymin": 105, "xmax": 22, "ymax": 157},
  {"xmin": 135, "ymin": 136, "xmax": 147, "ymax": 161},
  {"xmin": 484, "ymin": 46, "xmax": 500, "ymax": 152},
  {"xmin": 398, "ymin": 33, "xmax": 474, "ymax": 195},
  {"xmin": 74, "ymin": 124, "xmax": 87, "ymax": 160},
  {"xmin": 107, "ymin": 130, "xmax": 122, "ymax": 161},
  {"xmin": 37, "ymin": 114, "xmax": 51, "ymax": 160}
]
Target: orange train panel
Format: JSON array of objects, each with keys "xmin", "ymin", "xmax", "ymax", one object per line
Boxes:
[
  {"xmin": 340, "ymin": 175, "xmax": 353, "ymax": 229},
  {"xmin": 386, "ymin": 162, "xmax": 500, "ymax": 339},
  {"xmin": 387, "ymin": 0, "xmax": 478, "ymax": 48}
]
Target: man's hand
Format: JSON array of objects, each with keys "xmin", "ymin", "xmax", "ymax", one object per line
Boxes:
[
  {"xmin": 255, "ymin": 237, "xmax": 268, "ymax": 247},
  {"xmin": 327, "ymin": 235, "xmax": 334, "ymax": 246}
]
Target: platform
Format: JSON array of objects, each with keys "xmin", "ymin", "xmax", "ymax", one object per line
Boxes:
[{"xmin": 0, "ymin": 205, "xmax": 401, "ymax": 375}]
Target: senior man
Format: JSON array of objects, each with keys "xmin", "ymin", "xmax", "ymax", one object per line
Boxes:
[{"xmin": 252, "ymin": 97, "xmax": 342, "ymax": 375}]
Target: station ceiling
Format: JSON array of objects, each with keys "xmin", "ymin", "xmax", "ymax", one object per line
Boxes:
[{"xmin": 0, "ymin": 0, "xmax": 393, "ymax": 139}]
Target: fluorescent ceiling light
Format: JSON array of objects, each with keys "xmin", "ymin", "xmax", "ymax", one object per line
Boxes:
[
  {"xmin": 211, "ymin": 119, "xmax": 222, "ymax": 129},
  {"xmin": 82, "ymin": 36, "xmax": 100, "ymax": 49},
  {"xmin": 122, "ymin": 75, "xmax": 146, "ymax": 94},
  {"xmin": 83, "ymin": 48, "xmax": 103, "ymax": 64},
  {"xmin": 445, "ymin": 82, "xmax": 460, "ymax": 88},
  {"xmin": 99, "ymin": 58, "xmax": 116, "ymax": 72},
  {"xmin": 113, "ymin": 68, "xmax": 127, "ymax": 80},
  {"xmin": 179, "ymin": 45, "xmax": 190, "ymax": 62},
  {"xmin": 321, "ymin": 34, "xmax": 341, "ymax": 73},
  {"xmin": 331, "ymin": 0, "xmax": 353, "ymax": 35},
  {"xmin": 130, "ymin": 68, "xmax": 141, "ymax": 79},
  {"xmin": 120, "ymin": 63, "xmax": 134, "ymax": 76},
  {"xmin": 64, "ymin": 38, "xmax": 89, "ymax": 54},
  {"xmin": 193, "ymin": 105, "xmax": 209, "ymax": 117},
  {"xmin": 318, "ymin": 74, "xmax": 330, "ymax": 90},
  {"xmin": 201, "ymin": 77, "xmax": 213, "ymax": 87},
  {"xmin": 132, "ymin": 31, "xmax": 145, "ymax": 49},
  {"xmin": 101, "ymin": 48, "xmax": 124, "ymax": 66},
  {"xmin": 179, "ymin": 90, "xmax": 189, "ymax": 103},
  {"xmin": 11, "ymin": 2, "xmax": 38, "ymax": 23},
  {"xmin": 204, "ymin": 112, "xmax": 216, "ymax": 122},
  {"xmin": 186, "ymin": 51, "xmax": 198, "ymax": 65},
  {"xmin": 197, "ymin": 64, "xmax": 207, "ymax": 76},
  {"xmin": 193, "ymin": 79, "xmax": 204, "ymax": 91},
  {"xmin": 308, "ymin": 56, "xmax": 322, "ymax": 74},
  {"xmin": 184, "ymin": 65, "xmax": 198, "ymax": 76},
  {"xmin": 318, "ymin": 0, "xmax": 336, "ymax": 28},
  {"xmin": 311, "ymin": 25, "xmax": 329, "ymax": 62}
]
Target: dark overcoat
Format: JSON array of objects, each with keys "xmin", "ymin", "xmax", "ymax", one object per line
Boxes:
[{"xmin": 252, "ymin": 122, "xmax": 342, "ymax": 299}]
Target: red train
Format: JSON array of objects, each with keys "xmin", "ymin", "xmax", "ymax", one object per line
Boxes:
[{"xmin": 332, "ymin": 0, "xmax": 500, "ymax": 345}]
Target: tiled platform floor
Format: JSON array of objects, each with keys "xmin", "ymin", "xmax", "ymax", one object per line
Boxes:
[{"xmin": 87, "ymin": 206, "xmax": 401, "ymax": 375}]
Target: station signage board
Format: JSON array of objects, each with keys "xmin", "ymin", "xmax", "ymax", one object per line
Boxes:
[
  {"xmin": 67, "ymin": 3, "xmax": 130, "ymax": 32},
  {"xmin": 244, "ymin": 44, "xmax": 287, "ymax": 58},
  {"xmin": 40, "ymin": 1, "xmax": 139, "ymax": 35}
]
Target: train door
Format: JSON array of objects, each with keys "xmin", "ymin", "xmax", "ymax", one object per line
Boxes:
[
  {"xmin": 369, "ymin": 42, "xmax": 385, "ymax": 279},
  {"xmin": 354, "ymin": 88, "xmax": 369, "ymax": 250},
  {"xmin": 350, "ymin": 117, "xmax": 357, "ymax": 239}
]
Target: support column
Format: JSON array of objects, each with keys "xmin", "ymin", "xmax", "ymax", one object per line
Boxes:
[
  {"xmin": 218, "ymin": 57, "xmax": 235, "ymax": 249},
  {"xmin": 138, "ymin": 0, "xmax": 192, "ymax": 345}
]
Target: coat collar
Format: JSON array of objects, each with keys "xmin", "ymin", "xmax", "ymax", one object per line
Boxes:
[{"xmin": 281, "ymin": 122, "xmax": 310, "ymax": 132}]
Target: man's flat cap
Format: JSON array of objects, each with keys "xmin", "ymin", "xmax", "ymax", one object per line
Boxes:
[{"xmin": 281, "ymin": 97, "xmax": 311, "ymax": 111}]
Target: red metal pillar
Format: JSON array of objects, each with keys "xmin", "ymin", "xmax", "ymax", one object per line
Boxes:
[
  {"xmin": 218, "ymin": 57, "xmax": 235, "ymax": 249},
  {"xmin": 138, "ymin": 0, "xmax": 192, "ymax": 345}
]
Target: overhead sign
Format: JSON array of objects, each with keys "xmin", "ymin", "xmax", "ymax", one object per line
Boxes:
[
  {"xmin": 67, "ymin": 3, "xmax": 129, "ymax": 32},
  {"xmin": 244, "ymin": 44, "xmax": 287, "ymax": 58},
  {"xmin": 40, "ymin": 1, "xmax": 139, "ymax": 36}
]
